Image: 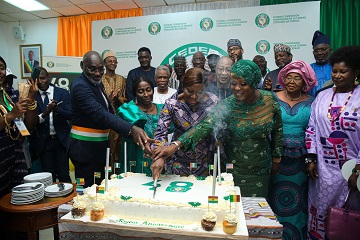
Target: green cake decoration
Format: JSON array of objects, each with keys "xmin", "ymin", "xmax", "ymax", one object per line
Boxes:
[
  {"xmin": 196, "ymin": 176, "xmax": 206, "ymax": 180},
  {"xmin": 121, "ymin": 195, "xmax": 132, "ymax": 201},
  {"xmin": 188, "ymin": 202, "xmax": 201, "ymax": 207}
]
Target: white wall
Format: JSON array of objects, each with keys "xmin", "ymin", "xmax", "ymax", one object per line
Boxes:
[{"xmin": 0, "ymin": 18, "xmax": 58, "ymax": 87}]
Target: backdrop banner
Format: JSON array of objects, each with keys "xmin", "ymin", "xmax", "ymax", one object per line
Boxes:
[
  {"xmin": 92, "ymin": 1, "xmax": 320, "ymax": 77},
  {"xmin": 43, "ymin": 56, "xmax": 82, "ymax": 91}
]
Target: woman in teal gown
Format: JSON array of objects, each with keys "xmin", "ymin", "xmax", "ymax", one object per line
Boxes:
[
  {"xmin": 268, "ymin": 60, "xmax": 317, "ymax": 239},
  {"xmin": 152, "ymin": 60, "xmax": 283, "ymax": 197},
  {"xmin": 117, "ymin": 76, "xmax": 163, "ymax": 176}
]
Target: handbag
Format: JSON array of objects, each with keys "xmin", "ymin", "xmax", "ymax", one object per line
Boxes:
[{"xmin": 325, "ymin": 189, "xmax": 360, "ymax": 240}]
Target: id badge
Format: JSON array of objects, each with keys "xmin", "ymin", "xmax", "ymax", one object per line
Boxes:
[{"xmin": 13, "ymin": 118, "xmax": 30, "ymax": 136}]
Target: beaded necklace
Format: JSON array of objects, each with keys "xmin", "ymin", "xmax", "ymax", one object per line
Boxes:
[
  {"xmin": 327, "ymin": 88, "xmax": 355, "ymax": 122},
  {"xmin": 285, "ymin": 90, "xmax": 302, "ymax": 101}
]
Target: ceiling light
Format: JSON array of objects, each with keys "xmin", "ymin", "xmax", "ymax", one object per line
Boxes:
[{"xmin": 5, "ymin": 0, "xmax": 50, "ymax": 11}]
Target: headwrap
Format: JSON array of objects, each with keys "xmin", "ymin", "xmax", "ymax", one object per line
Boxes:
[
  {"xmin": 102, "ymin": 50, "xmax": 115, "ymax": 60},
  {"xmin": 227, "ymin": 39, "xmax": 242, "ymax": 49},
  {"xmin": 312, "ymin": 30, "xmax": 331, "ymax": 46},
  {"xmin": 230, "ymin": 59, "xmax": 262, "ymax": 88},
  {"xmin": 274, "ymin": 44, "xmax": 291, "ymax": 54},
  {"xmin": 278, "ymin": 60, "xmax": 318, "ymax": 93},
  {"xmin": 174, "ymin": 55, "xmax": 186, "ymax": 63}
]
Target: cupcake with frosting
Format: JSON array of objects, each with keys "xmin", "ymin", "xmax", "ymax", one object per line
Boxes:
[
  {"xmin": 222, "ymin": 213, "xmax": 238, "ymax": 234},
  {"xmin": 90, "ymin": 202, "xmax": 105, "ymax": 221},
  {"xmin": 201, "ymin": 211, "xmax": 217, "ymax": 231},
  {"xmin": 71, "ymin": 199, "xmax": 86, "ymax": 218}
]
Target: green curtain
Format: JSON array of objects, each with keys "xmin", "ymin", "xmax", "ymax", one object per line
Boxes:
[
  {"xmin": 260, "ymin": 0, "xmax": 360, "ymax": 50},
  {"xmin": 320, "ymin": 0, "xmax": 360, "ymax": 50}
]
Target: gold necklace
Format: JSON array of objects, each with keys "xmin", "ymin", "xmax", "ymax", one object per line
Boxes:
[{"xmin": 285, "ymin": 90, "xmax": 302, "ymax": 101}]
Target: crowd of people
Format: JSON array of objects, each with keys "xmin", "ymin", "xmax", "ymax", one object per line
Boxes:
[{"xmin": 1, "ymin": 29, "xmax": 360, "ymax": 239}]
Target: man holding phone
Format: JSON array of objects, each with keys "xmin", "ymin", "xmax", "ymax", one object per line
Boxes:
[{"xmin": 29, "ymin": 67, "xmax": 72, "ymax": 183}]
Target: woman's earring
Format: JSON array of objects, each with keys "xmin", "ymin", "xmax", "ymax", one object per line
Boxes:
[
  {"xmin": 354, "ymin": 78, "xmax": 359, "ymax": 86},
  {"xmin": 135, "ymin": 97, "xmax": 138, "ymax": 104}
]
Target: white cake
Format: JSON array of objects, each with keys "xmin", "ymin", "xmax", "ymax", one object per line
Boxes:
[{"xmin": 79, "ymin": 172, "xmax": 239, "ymax": 229}]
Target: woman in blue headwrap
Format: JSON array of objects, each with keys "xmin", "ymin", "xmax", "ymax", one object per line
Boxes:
[{"xmin": 151, "ymin": 60, "xmax": 283, "ymax": 197}]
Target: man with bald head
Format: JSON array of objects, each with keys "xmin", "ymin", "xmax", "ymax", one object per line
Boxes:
[
  {"xmin": 68, "ymin": 51, "xmax": 151, "ymax": 187},
  {"xmin": 206, "ymin": 56, "xmax": 233, "ymax": 101}
]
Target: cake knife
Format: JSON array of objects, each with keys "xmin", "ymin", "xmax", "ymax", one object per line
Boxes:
[{"xmin": 153, "ymin": 177, "xmax": 158, "ymax": 198}]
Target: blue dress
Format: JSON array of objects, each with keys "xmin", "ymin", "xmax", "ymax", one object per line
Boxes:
[
  {"xmin": 268, "ymin": 96, "xmax": 314, "ymax": 240},
  {"xmin": 310, "ymin": 63, "xmax": 332, "ymax": 97}
]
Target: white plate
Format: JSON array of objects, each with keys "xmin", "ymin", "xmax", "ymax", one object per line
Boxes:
[
  {"xmin": 45, "ymin": 183, "xmax": 73, "ymax": 193},
  {"xmin": 12, "ymin": 182, "xmax": 44, "ymax": 193},
  {"xmin": 341, "ymin": 159, "xmax": 356, "ymax": 181},
  {"xmin": 11, "ymin": 196, "xmax": 43, "ymax": 205},
  {"xmin": 24, "ymin": 172, "xmax": 52, "ymax": 182}
]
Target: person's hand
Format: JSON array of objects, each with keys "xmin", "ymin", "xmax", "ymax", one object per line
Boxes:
[
  {"xmin": 271, "ymin": 162, "xmax": 280, "ymax": 176},
  {"xmin": 307, "ymin": 162, "xmax": 318, "ymax": 180},
  {"xmin": 130, "ymin": 126, "xmax": 154, "ymax": 151},
  {"xmin": 152, "ymin": 145, "xmax": 177, "ymax": 161},
  {"xmin": 263, "ymin": 78, "xmax": 272, "ymax": 91},
  {"xmin": 348, "ymin": 173, "xmax": 359, "ymax": 190},
  {"xmin": 8, "ymin": 99, "xmax": 28, "ymax": 120},
  {"xmin": 27, "ymin": 78, "xmax": 38, "ymax": 101},
  {"xmin": 42, "ymin": 100, "xmax": 57, "ymax": 117},
  {"xmin": 150, "ymin": 158, "xmax": 165, "ymax": 180}
]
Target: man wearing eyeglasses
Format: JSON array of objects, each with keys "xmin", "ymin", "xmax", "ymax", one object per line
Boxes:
[
  {"xmin": 125, "ymin": 47, "xmax": 156, "ymax": 101},
  {"xmin": 68, "ymin": 51, "xmax": 152, "ymax": 187},
  {"xmin": 227, "ymin": 39, "xmax": 244, "ymax": 63},
  {"xmin": 309, "ymin": 30, "xmax": 332, "ymax": 96}
]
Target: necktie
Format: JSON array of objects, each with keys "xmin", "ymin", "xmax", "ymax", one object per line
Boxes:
[{"xmin": 43, "ymin": 92, "xmax": 49, "ymax": 107}]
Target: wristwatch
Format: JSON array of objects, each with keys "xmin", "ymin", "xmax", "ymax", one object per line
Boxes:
[{"xmin": 171, "ymin": 141, "xmax": 180, "ymax": 151}]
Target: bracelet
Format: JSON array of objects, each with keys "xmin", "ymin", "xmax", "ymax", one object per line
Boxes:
[
  {"xmin": 352, "ymin": 168, "xmax": 360, "ymax": 176},
  {"xmin": 305, "ymin": 157, "xmax": 317, "ymax": 164},
  {"xmin": 171, "ymin": 141, "xmax": 180, "ymax": 151},
  {"xmin": 128, "ymin": 126, "xmax": 133, "ymax": 136},
  {"xmin": 27, "ymin": 101, "xmax": 37, "ymax": 110},
  {"xmin": 4, "ymin": 113, "xmax": 14, "ymax": 129}
]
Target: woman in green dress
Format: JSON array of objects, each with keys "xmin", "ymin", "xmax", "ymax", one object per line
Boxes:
[
  {"xmin": 117, "ymin": 76, "xmax": 163, "ymax": 176},
  {"xmin": 152, "ymin": 60, "xmax": 283, "ymax": 197}
]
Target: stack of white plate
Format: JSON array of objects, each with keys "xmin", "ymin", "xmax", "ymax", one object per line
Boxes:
[
  {"xmin": 24, "ymin": 172, "xmax": 52, "ymax": 187},
  {"xmin": 11, "ymin": 182, "xmax": 44, "ymax": 205},
  {"xmin": 45, "ymin": 183, "xmax": 73, "ymax": 197}
]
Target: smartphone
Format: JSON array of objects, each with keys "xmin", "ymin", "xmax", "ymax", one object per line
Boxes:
[{"xmin": 31, "ymin": 67, "xmax": 41, "ymax": 80}]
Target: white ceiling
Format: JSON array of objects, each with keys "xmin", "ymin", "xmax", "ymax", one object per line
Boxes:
[{"xmin": 0, "ymin": 0, "xmax": 227, "ymax": 22}]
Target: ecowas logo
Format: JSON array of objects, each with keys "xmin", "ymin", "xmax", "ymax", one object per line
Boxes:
[
  {"xmin": 200, "ymin": 18, "xmax": 213, "ymax": 31},
  {"xmin": 148, "ymin": 22, "xmax": 161, "ymax": 35},
  {"xmin": 160, "ymin": 43, "xmax": 227, "ymax": 66},
  {"xmin": 256, "ymin": 40, "xmax": 271, "ymax": 54},
  {"xmin": 46, "ymin": 61, "xmax": 54, "ymax": 68},
  {"xmin": 255, "ymin": 13, "xmax": 270, "ymax": 28},
  {"xmin": 101, "ymin": 26, "xmax": 113, "ymax": 39}
]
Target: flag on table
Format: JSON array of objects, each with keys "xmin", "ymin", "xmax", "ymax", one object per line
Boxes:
[
  {"xmin": 114, "ymin": 162, "xmax": 121, "ymax": 168},
  {"xmin": 143, "ymin": 161, "xmax": 148, "ymax": 167},
  {"xmin": 94, "ymin": 172, "xmax": 101, "ymax": 178},
  {"xmin": 76, "ymin": 185, "xmax": 84, "ymax": 194},
  {"xmin": 104, "ymin": 166, "xmax": 112, "ymax": 172},
  {"xmin": 76, "ymin": 178, "xmax": 85, "ymax": 185},
  {"xmin": 173, "ymin": 162, "xmax": 181, "ymax": 168},
  {"xmin": 130, "ymin": 161, "xmax": 136, "ymax": 166},
  {"xmin": 229, "ymin": 194, "xmax": 240, "ymax": 202},
  {"xmin": 208, "ymin": 196, "xmax": 218, "ymax": 204},
  {"xmin": 226, "ymin": 163, "xmax": 234, "ymax": 169},
  {"xmin": 208, "ymin": 164, "xmax": 214, "ymax": 170},
  {"xmin": 190, "ymin": 163, "xmax": 197, "ymax": 168},
  {"xmin": 96, "ymin": 186, "xmax": 105, "ymax": 194}
]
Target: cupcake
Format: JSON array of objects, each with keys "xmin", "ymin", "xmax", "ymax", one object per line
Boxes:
[
  {"xmin": 71, "ymin": 199, "xmax": 87, "ymax": 218},
  {"xmin": 201, "ymin": 211, "xmax": 217, "ymax": 231},
  {"xmin": 222, "ymin": 214, "xmax": 238, "ymax": 234},
  {"xmin": 90, "ymin": 202, "xmax": 105, "ymax": 221}
]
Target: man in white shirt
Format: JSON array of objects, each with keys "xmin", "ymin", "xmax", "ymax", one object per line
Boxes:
[{"xmin": 153, "ymin": 65, "xmax": 177, "ymax": 104}]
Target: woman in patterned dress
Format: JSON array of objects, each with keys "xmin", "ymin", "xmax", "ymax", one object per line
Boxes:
[
  {"xmin": 306, "ymin": 46, "xmax": 360, "ymax": 240},
  {"xmin": 152, "ymin": 60, "xmax": 283, "ymax": 197},
  {"xmin": 268, "ymin": 60, "xmax": 317, "ymax": 239},
  {"xmin": 151, "ymin": 67, "xmax": 221, "ymax": 177}
]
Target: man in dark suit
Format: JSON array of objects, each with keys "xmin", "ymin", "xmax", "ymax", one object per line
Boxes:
[
  {"xmin": 29, "ymin": 67, "xmax": 72, "ymax": 182},
  {"xmin": 68, "ymin": 51, "xmax": 151, "ymax": 187},
  {"xmin": 25, "ymin": 50, "xmax": 40, "ymax": 73}
]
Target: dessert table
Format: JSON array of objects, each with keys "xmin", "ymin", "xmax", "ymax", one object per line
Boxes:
[{"xmin": 0, "ymin": 183, "xmax": 76, "ymax": 240}]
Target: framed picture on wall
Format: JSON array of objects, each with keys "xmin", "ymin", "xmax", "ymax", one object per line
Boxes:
[{"xmin": 20, "ymin": 44, "xmax": 42, "ymax": 78}]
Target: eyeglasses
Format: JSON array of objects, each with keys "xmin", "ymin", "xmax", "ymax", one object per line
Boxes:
[
  {"xmin": 285, "ymin": 76, "xmax": 303, "ymax": 83},
  {"xmin": 228, "ymin": 47, "xmax": 241, "ymax": 53},
  {"xmin": 86, "ymin": 66, "xmax": 105, "ymax": 74}
]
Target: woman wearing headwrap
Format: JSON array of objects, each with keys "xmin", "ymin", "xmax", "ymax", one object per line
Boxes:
[
  {"xmin": 152, "ymin": 60, "xmax": 283, "ymax": 197},
  {"xmin": 268, "ymin": 60, "xmax": 317, "ymax": 239}
]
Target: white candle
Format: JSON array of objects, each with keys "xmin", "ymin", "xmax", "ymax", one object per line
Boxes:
[
  {"xmin": 124, "ymin": 141, "xmax": 127, "ymax": 177},
  {"xmin": 217, "ymin": 145, "xmax": 221, "ymax": 186},
  {"xmin": 105, "ymin": 148, "xmax": 110, "ymax": 191},
  {"xmin": 212, "ymin": 153, "xmax": 218, "ymax": 196}
]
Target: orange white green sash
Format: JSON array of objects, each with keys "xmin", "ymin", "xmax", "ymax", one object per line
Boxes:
[{"xmin": 70, "ymin": 125, "xmax": 109, "ymax": 142}]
